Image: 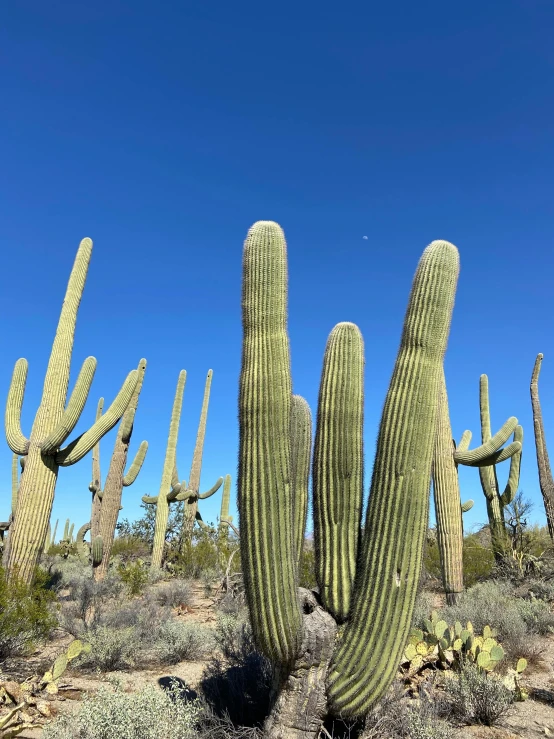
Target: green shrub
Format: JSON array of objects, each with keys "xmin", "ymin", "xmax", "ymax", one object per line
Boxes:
[
  {"xmin": 462, "ymin": 534, "xmax": 495, "ymax": 586},
  {"xmin": 78, "ymin": 625, "xmax": 137, "ymax": 671},
  {"xmin": 117, "ymin": 559, "xmax": 149, "ymax": 595},
  {"xmin": 0, "ymin": 566, "xmax": 57, "ymax": 659},
  {"xmin": 42, "ymin": 682, "xmax": 201, "ymax": 739},
  {"xmin": 153, "ymin": 621, "xmax": 214, "ymax": 664},
  {"xmin": 111, "ymin": 535, "xmax": 150, "ymax": 561},
  {"xmin": 442, "ymin": 660, "xmax": 513, "ymax": 726}
]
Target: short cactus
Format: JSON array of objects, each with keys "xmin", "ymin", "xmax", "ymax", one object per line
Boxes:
[{"xmin": 3, "ymin": 238, "xmax": 139, "ymax": 584}]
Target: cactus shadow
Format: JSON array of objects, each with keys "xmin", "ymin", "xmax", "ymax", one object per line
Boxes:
[{"xmin": 158, "ymin": 675, "xmax": 198, "ymax": 703}]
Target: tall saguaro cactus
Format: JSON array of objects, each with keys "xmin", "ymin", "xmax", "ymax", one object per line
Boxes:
[
  {"xmin": 432, "ymin": 367, "xmax": 521, "ymax": 604},
  {"xmin": 477, "ymin": 375, "xmax": 523, "ymax": 559},
  {"xmin": 179, "ymin": 370, "xmax": 223, "ymax": 549},
  {"xmin": 238, "ymin": 221, "xmax": 460, "ymax": 736},
  {"xmin": 149, "ymin": 370, "xmax": 187, "ymax": 569},
  {"xmin": 93, "ymin": 359, "xmax": 148, "ymax": 581},
  {"xmin": 530, "ymin": 353, "xmax": 554, "ymax": 541},
  {"xmin": 313, "ymin": 323, "xmax": 363, "ymax": 622},
  {"xmin": 4, "ymin": 238, "xmax": 138, "ymax": 584},
  {"xmin": 89, "ymin": 398, "xmax": 104, "ymax": 543}
]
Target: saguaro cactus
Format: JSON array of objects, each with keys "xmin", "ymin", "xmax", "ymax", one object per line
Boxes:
[
  {"xmin": 477, "ymin": 375, "xmax": 523, "ymax": 559},
  {"xmin": 432, "ymin": 367, "xmax": 521, "ymax": 604},
  {"xmin": 3, "ymin": 238, "xmax": 138, "ymax": 583},
  {"xmin": 178, "ymin": 370, "xmax": 223, "ymax": 549},
  {"xmin": 313, "ymin": 323, "xmax": 363, "ymax": 622},
  {"xmin": 93, "ymin": 360, "xmax": 148, "ymax": 581},
  {"xmin": 148, "ymin": 370, "xmax": 187, "ymax": 569},
  {"xmin": 238, "ymin": 221, "xmax": 460, "ymax": 735},
  {"xmin": 530, "ymin": 353, "xmax": 554, "ymax": 541}
]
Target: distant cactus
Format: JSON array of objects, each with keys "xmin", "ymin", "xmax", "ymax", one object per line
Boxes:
[
  {"xmin": 476, "ymin": 375, "xmax": 523, "ymax": 559},
  {"xmin": 530, "ymin": 353, "xmax": 554, "ymax": 541},
  {"xmin": 432, "ymin": 368, "xmax": 520, "ymax": 603},
  {"xmin": 178, "ymin": 370, "xmax": 223, "ymax": 550},
  {"xmin": 238, "ymin": 221, "xmax": 460, "ymax": 734},
  {"xmin": 92, "ymin": 359, "xmax": 148, "ymax": 581},
  {"xmin": 3, "ymin": 238, "xmax": 138, "ymax": 584},
  {"xmin": 146, "ymin": 370, "xmax": 187, "ymax": 570}
]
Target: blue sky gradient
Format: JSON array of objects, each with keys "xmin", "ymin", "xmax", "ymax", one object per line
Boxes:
[{"xmin": 1, "ymin": 1, "xmax": 554, "ymax": 536}]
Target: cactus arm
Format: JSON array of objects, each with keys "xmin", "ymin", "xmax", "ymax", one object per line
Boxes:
[
  {"xmin": 5, "ymin": 359, "xmax": 30, "ymax": 455},
  {"xmin": 91, "ymin": 536, "xmax": 103, "ymax": 565},
  {"xmin": 142, "ymin": 494, "xmax": 158, "ymax": 504},
  {"xmin": 500, "ymin": 425, "xmax": 523, "ymax": 506},
  {"xmin": 175, "ymin": 488, "xmax": 196, "ymax": 501},
  {"xmin": 479, "ymin": 374, "xmax": 493, "ymax": 443},
  {"xmin": 313, "ymin": 323, "xmax": 364, "ymax": 622},
  {"xmin": 454, "ymin": 416, "xmax": 518, "ymax": 467},
  {"xmin": 238, "ymin": 221, "xmax": 302, "ymax": 664},
  {"xmin": 530, "ymin": 353, "xmax": 554, "ymax": 539},
  {"xmin": 122, "ymin": 441, "xmax": 148, "ymax": 486},
  {"xmin": 56, "ymin": 369, "xmax": 138, "ymax": 466},
  {"xmin": 461, "ymin": 499, "xmax": 474, "ymax": 513},
  {"xmin": 76, "ymin": 522, "xmax": 91, "ymax": 544},
  {"xmin": 221, "ymin": 518, "xmax": 240, "ymax": 537},
  {"xmin": 40, "ymin": 357, "xmax": 97, "ymax": 454},
  {"xmin": 151, "ymin": 370, "xmax": 187, "ymax": 569},
  {"xmin": 198, "ymin": 477, "xmax": 224, "ymax": 499},
  {"xmin": 328, "ymin": 239, "xmax": 459, "ymax": 718},
  {"xmin": 456, "ymin": 430, "xmax": 471, "ymax": 453},
  {"xmin": 219, "ymin": 474, "xmax": 231, "ymax": 525},
  {"xmin": 291, "ymin": 395, "xmax": 313, "ymax": 566}
]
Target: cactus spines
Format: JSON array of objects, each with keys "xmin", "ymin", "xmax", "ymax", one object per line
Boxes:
[
  {"xmin": 151, "ymin": 370, "xmax": 187, "ymax": 570},
  {"xmin": 291, "ymin": 395, "xmax": 312, "ymax": 564},
  {"xmin": 94, "ymin": 359, "xmax": 148, "ymax": 581},
  {"xmin": 530, "ymin": 353, "xmax": 554, "ymax": 541},
  {"xmin": 3, "ymin": 238, "xmax": 138, "ymax": 583},
  {"xmin": 238, "ymin": 221, "xmax": 302, "ymax": 664},
  {"xmin": 327, "ymin": 240, "xmax": 460, "ymax": 717},
  {"xmin": 313, "ymin": 323, "xmax": 363, "ymax": 622},
  {"xmin": 477, "ymin": 374, "xmax": 523, "ymax": 558}
]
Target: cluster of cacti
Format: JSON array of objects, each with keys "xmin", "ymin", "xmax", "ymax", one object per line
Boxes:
[
  {"xmin": 91, "ymin": 360, "xmax": 148, "ymax": 582},
  {"xmin": 238, "ymin": 221, "xmax": 459, "ymax": 733},
  {"xmin": 432, "ymin": 368, "xmax": 522, "ymax": 603},
  {"xmin": 404, "ymin": 613, "xmax": 507, "ymax": 674},
  {"xmin": 3, "ymin": 238, "xmax": 140, "ymax": 585}
]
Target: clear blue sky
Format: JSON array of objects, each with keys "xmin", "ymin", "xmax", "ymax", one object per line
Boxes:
[{"xmin": 1, "ymin": 1, "xmax": 554, "ymax": 537}]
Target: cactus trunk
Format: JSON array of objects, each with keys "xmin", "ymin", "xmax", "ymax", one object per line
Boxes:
[
  {"xmin": 151, "ymin": 370, "xmax": 186, "ymax": 570},
  {"xmin": 432, "ymin": 367, "xmax": 464, "ymax": 605},
  {"xmin": 94, "ymin": 360, "xmax": 147, "ymax": 581},
  {"xmin": 530, "ymin": 354, "xmax": 554, "ymax": 541}
]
